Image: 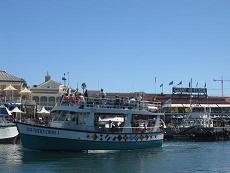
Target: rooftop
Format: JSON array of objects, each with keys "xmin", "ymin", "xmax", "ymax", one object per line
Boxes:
[
  {"xmin": 31, "ymin": 79, "xmax": 62, "ymax": 90},
  {"xmin": 0, "ymin": 70, "xmax": 25, "ymax": 82}
]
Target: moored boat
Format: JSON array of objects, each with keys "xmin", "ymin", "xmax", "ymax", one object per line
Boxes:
[
  {"xmin": 0, "ymin": 105, "xmax": 19, "ymax": 144},
  {"xmin": 164, "ymin": 111, "xmax": 220, "ymax": 141},
  {"xmin": 17, "ymin": 96, "xmax": 164, "ymax": 151}
]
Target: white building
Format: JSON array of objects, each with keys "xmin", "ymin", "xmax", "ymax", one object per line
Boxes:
[{"xmin": 31, "ymin": 73, "xmax": 66, "ymax": 107}]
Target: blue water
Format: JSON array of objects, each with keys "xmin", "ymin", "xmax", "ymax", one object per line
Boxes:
[{"xmin": 0, "ymin": 141, "xmax": 230, "ymax": 173}]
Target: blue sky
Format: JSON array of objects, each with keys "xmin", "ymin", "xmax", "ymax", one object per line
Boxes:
[{"xmin": 1, "ymin": 0, "xmax": 230, "ymax": 96}]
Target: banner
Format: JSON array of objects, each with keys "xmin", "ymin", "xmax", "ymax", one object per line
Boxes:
[{"xmin": 172, "ymin": 87, "xmax": 207, "ymax": 95}]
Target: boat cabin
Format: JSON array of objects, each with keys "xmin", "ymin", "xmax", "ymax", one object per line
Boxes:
[{"xmin": 50, "ymin": 106, "xmax": 162, "ymax": 134}]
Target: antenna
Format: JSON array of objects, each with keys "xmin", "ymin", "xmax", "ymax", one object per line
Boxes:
[
  {"xmin": 67, "ymin": 72, "xmax": 69, "ymax": 87},
  {"xmin": 213, "ymin": 75, "xmax": 230, "ymax": 97}
]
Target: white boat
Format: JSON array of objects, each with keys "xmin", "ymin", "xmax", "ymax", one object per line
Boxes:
[
  {"xmin": 181, "ymin": 112, "xmax": 213, "ymax": 128},
  {"xmin": 16, "ymin": 97, "xmax": 164, "ymax": 151},
  {"xmin": 0, "ymin": 105, "xmax": 19, "ymax": 144},
  {"xmin": 166, "ymin": 111, "xmax": 216, "ymax": 141}
]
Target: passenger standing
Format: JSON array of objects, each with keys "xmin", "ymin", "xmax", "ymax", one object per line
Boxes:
[
  {"xmin": 84, "ymin": 89, "xmax": 88, "ymax": 98},
  {"xmin": 99, "ymin": 89, "xmax": 106, "ymax": 107},
  {"xmin": 100, "ymin": 89, "xmax": 106, "ymax": 98},
  {"xmin": 136, "ymin": 94, "xmax": 142, "ymax": 109},
  {"xmin": 129, "ymin": 97, "xmax": 136, "ymax": 109},
  {"xmin": 83, "ymin": 90, "xmax": 88, "ymax": 106},
  {"xmin": 79, "ymin": 93, "xmax": 85, "ymax": 108},
  {"xmin": 124, "ymin": 97, "xmax": 130, "ymax": 108},
  {"xmin": 74, "ymin": 92, "xmax": 80, "ymax": 105}
]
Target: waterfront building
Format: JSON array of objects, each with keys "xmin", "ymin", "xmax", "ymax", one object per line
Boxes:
[
  {"xmin": 31, "ymin": 73, "xmax": 66, "ymax": 107},
  {"xmin": 88, "ymin": 89, "xmax": 230, "ymax": 118},
  {"xmin": 0, "ymin": 70, "xmax": 26, "ymax": 103}
]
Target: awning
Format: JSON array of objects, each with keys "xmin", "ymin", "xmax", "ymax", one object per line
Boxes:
[
  {"xmin": 3, "ymin": 85, "xmax": 17, "ymax": 91},
  {"xmin": 0, "ymin": 105, "xmax": 12, "ymax": 116},
  {"xmin": 37, "ymin": 107, "xmax": 50, "ymax": 114},
  {"xmin": 148, "ymin": 105, "xmax": 158, "ymax": 110},
  {"xmin": 20, "ymin": 87, "xmax": 31, "ymax": 94},
  {"xmin": 162, "ymin": 103, "xmax": 230, "ymax": 108},
  {"xmin": 6, "ymin": 107, "xmax": 12, "ymax": 115},
  {"xmin": 10, "ymin": 107, "xmax": 25, "ymax": 113}
]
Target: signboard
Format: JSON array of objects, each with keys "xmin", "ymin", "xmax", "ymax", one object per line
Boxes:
[{"xmin": 172, "ymin": 87, "xmax": 207, "ymax": 95}]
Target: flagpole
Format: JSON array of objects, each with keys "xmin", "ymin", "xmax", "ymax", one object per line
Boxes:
[
  {"xmin": 160, "ymin": 83, "xmax": 163, "ymax": 94},
  {"xmin": 154, "ymin": 77, "xmax": 156, "ymax": 100},
  {"xmin": 162, "ymin": 84, "xmax": 163, "ymax": 94},
  {"xmin": 169, "ymin": 81, "xmax": 174, "ymax": 95},
  {"xmin": 189, "ymin": 78, "xmax": 193, "ymax": 112}
]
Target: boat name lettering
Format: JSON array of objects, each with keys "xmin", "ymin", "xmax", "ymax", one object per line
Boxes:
[{"xmin": 27, "ymin": 127, "xmax": 59, "ymax": 135}]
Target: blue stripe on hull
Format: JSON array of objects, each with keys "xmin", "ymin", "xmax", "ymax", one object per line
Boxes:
[{"xmin": 20, "ymin": 134, "xmax": 163, "ymax": 151}]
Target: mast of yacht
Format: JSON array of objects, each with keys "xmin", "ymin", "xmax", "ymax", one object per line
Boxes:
[{"xmin": 189, "ymin": 78, "xmax": 193, "ymax": 113}]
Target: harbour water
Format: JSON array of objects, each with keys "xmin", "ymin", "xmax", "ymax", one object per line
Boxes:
[{"xmin": 0, "ymin": 141, "xmax": 230, "ymax": 173}]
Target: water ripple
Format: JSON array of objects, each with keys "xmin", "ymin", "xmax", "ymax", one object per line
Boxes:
[{"xmin": 0, "ymin": 142, "xmax": 230, "ymax": 173}]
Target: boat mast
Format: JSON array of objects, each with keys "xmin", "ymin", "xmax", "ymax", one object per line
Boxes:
[{"xmin": 189, "ymin": 78, "xmax": 192, "ymax": 112}]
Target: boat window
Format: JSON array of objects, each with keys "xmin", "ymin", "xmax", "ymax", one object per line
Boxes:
[
  {"xmin": 52, "ymin": 111, "xmax": 61, "ymax": 121},
  {"xmin": 131, "ymin": 114, "xmax": 158, "ymax": 133},
  {"xmin": 66, "ymin": 112, "xmax": 77, "ymax": 122},
  {"xmin": 55, "ymin": 111, "xmax": 69, "ymax": 121},
  {"xmin": 94, "ymin": 113, "xmax": 126, "ymax": 132},
  {"xmin": 78, "ymin": 112, "xmax": 88, "ymax": 125},
  {"xmin": 0, "ymin": 117, "xmax": 4, "ymax": 124}
]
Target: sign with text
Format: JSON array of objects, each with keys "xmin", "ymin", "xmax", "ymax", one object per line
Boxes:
[{"xmin": 172, "ymin": 87, "xmax": 207, "ymax": 95}]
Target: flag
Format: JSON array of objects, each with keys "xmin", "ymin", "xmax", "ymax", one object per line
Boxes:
[
  {"xmin": 189, "ymin": 82, "xmax": 191, "ymax": 88},
  {"xmin": 62, "ymin": 77, "xmax": 67, "ymax": 81},
  {"xmin": 154, "ymin": 77, "xmax": 157, "ymax": 84},
  {"xmin": 177, "ymin": 81, "xmax": 182, "ymax": 86},
  {"xmin": 169, "ymin": 81, "xmax": 173, "ymax": 86},
  {"xmin": 204, "ymin": 82, "xmax": 206, "ymax": 88},
  {"xmin": 196, "ymin": 82, "xmax": 198, "ymax": 87},
  {"xmin": 160, "ymin": 83, "xmax": 163, "ymax": 87}
]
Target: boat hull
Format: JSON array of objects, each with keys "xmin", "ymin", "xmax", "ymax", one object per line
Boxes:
[
  {"xmin": 17, "ymin": 122, "xmax": 163, "ymax": 151},
  {"xmin": 0, "ymin": 124, "xmax": 19, "ymax": 144}
]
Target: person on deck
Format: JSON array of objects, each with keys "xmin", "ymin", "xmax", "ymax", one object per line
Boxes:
[
  {"xmin": 84, "ymin": 90, "xmax": 88, "ymax": 98},
  {"xmin": 100, "ymin": 89, "xmax": 106, "ymax": 98}
]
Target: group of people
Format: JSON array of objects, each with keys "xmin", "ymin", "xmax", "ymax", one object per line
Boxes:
[
  {"xmin": 62, "ymin": 89, "xmax": 88, "ymax": 106},
  {"xmin": 61, "ymin": 88, "xmax": 143, "ymax": 109},
  {"xmin": 112, "ymin": 95, "xmax": 143, "ymax": 109}
]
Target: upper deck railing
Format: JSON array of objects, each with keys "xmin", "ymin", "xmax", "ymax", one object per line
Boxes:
[{"xmin": 60, "ymin": 96, "xmax": 151, "ymax": 111}]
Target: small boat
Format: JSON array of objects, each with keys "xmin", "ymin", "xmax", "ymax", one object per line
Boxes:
[
  {"xmin": 0, "ymin": 105, "xmax": 19, "ymax": 144},
  {"xmin": 16, "ymin": 96, "xmax": 164, "ymax": 151},
  {"xmin": 181, "ymin": 111, "xmax": 214, "ymax": 128},
  {"xmin": 165, "ymin": 111, "xmax": 217, "ymax": 141}
]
